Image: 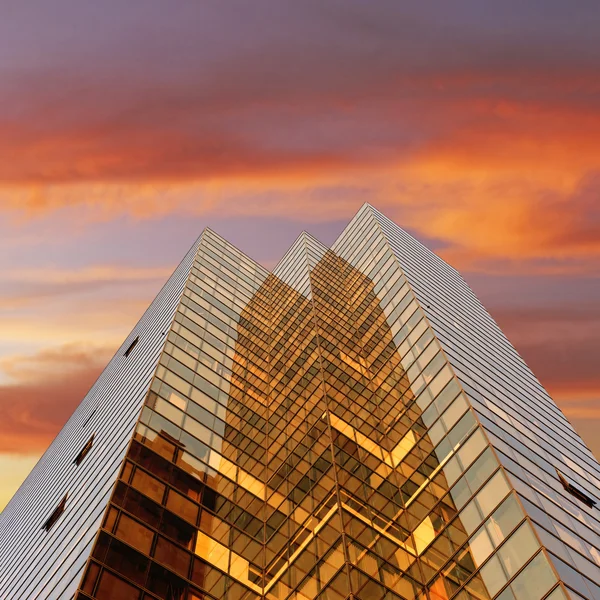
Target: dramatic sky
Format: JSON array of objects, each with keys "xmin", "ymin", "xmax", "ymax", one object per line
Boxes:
[{"xmin": 1, "ymin": 0, "xmax": 599, "ymax": 510}]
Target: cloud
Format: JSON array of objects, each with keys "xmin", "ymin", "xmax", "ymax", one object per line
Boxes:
[
  {"xmin": 0, "ymin": 343, "xmax": 112, "ymax": 383},
  {"xmin": 0, "ymin": 2, "xmax": 598, "ymax": 189},
  {"xmin": 493, "ymin": 304, "xmax": 600, "ymax": 402},
  {"xmin": 0, "ymin": 264, "xmax": 169, "ymax": 338},
  {"xmin": 0, "ymin": 344, "xmax": 113, "ymax": 453},
  {"xmin": 0, "ymin": 71, "xmax": 597, "ymax": 187},
  {"xmin": 0, "ymin": 264, "xmax": 171, "ymax": 304},
  {"xmin": 0, "ymin": 2, "xmax": 598, "ymax": 280},
  {"xmin": 4, "ymin": 264, "xmax": 172, "ymax": 284},
  {"xmin": 0, "ymin": 299, "xmax": 149, "ymax": 352},
  {"xmin": 0, "ymin": 82, "xmax": 598, "ymax": 277}
]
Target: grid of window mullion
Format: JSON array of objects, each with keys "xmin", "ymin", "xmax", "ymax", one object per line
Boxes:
[
  {"xmin": 203, "ymin": 230, "xmax": 268, "ymax": 280},
  {"xmin": 84, "ymin": 517, "xmax": 215, "ymax": 600},
  {"xmin": 149, "ymin": 362, "xmax": 256, "ymax": 443},
  {"xmin": 190, "ymin": 261, "xmax": 255, "ymax": 307},
  {"xmin": 189, "ymin": 267, "xmax": 252, "ymax": 310},
  {"xmin": 371, "ymin": 208, "xmax": 470, "ymax": 291},
  {"xmin": 492, "ymin": 437, "xmax": 600, "ymax": 543},
  {"xmin": 375, "ymin": 216, "xmax": 557, "ymax": 400},
  {"xmin": 273, "ymin": 240, "xmax": 315, "ymax": 293},
  {"xmin": 331, "ymin": 208, "xmax": 379, "ymax": 262},
  {"xmin": 6, "ymin": 205, "xmax": 600, "ymax": 599},
  {"xmin": 473, "ymin": 424, "xmax": 600, "ymax": 543},
  {"xmin": 272, "ymin": 235, "xmax": 311, "ymax": 276},
  {"xmin": 51, "ymin": 538, "xmax": 98, "ymax": 599},
  {"xmin": 419, "ymin": 289, "xmax": 564, "ymax": 410},
  {"xmin": 544, "ymin": 549, "xmax": 598, "ymax": 600},
  {"xmin": 26, "ymin": 479, "xmax": 116, "ymax": 598},
  {"xmin": 317, "ymin": 247, "xmax": 420, "ymax": 596},
  {"xmin": 453, "ymin": 361, "xmax": 600, "ymax": 498},
  {"xmin": 365, "ymin": 216, "xmax": 600, "ymax": 508},
  {"xmin": 429, "ymin": 314, "xmax": 586, "ymax": 443},
  {"xmin": 425, "ymin": 308, "xmax": 593, "ymax": 462},
  {"xmin": 456, "ymin": 546, "xmax": 545, "ymax": 600},
  {"xmin": 383, "ymin": 239, "xmax": 573, "ymax": 441},
  {"xmin": 427, "ymin": 490, "xmax": 521, "ymax": 586},
  {"xmin": 124, "ymin": 456, "xmax": 263, "ymax": 548},
  {"xmin": 419, "ymin": 463, "xmax": 506, "ymax": 584},
  {"xmin": 383, "ymin": 236, "xmax": 570, "ymax": 421},
  {"xmin": 8, "ymin": 411, "xmax": 141, "ymax": 597},
  {"xmin": 473, "ymin": 440, "xmax": 600, "ymax": 582},
  {"xmin": 529, "ymin": 513, "xmax": 600, "ymax": 585},
  {"xmin": 468, "ymin": 403, "xmax": 598, "ymax": 521},
  {"xmin": 419, "ymin": 284, "xmax": 547, "ymax": 396},
  {"xmin": 443, "ymin": 345, "xmax": 600, "ymax": 487},
  {"xmin": 200, "ymin": 242, "xmax": 261, "ymax": 291},
  {"xmin": 187, "ymin": 265, "xmax": 252, "ymax": 315}
]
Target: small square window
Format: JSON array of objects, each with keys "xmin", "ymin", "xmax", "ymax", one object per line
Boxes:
[
  {"xmin": 74, "ymin": 435, "xmax": 95, "ymax": 466},
  {"xmin": 43, "ymin": 494, "xmax": 68, "ymax": 531}
]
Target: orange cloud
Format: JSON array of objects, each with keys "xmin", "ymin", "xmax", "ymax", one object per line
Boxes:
[
  {"xmin": 3, "ymin": 264, "xmax": 172, "ymax": 284},
  {"xmin": 1, "ymin": 78, "xmax": 598, "ymax": 277},
  {"xmin": 392, "ymin": 175, "xmax": 600, "ymax": 274},
  {"xmin": 0, "ymin": 344, "xmax": 113, "ymax": 453},
  {"xmin": 493, "ymin": 304, "xmax": 600, "ymax": 430},
  {"xmin": 0, "ymin": 264, "xmax": 170, "ymax": 348}
]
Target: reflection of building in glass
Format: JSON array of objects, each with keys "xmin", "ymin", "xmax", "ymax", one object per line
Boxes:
[{"xmin": 1, "ymin": 204, "xmax": 599, "ymax": 600}]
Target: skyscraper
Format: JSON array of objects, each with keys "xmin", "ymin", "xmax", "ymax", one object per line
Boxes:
[{"xmin": 0, "ymin": 204, "xmax": 598, "ymax": 600}]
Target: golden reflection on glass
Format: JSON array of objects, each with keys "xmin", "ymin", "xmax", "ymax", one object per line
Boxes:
[{"xmin": 76, "ymin": 239, "xmax": 558, "ymax": 600}]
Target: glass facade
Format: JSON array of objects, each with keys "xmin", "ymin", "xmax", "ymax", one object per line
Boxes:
[{"xmin": 1, "ymin": 205, "xmax": 598, "ymax": 600}]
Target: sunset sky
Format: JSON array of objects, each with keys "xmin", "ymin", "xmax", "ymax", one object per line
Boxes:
[{"xmin": 1, "ymin": 1, "xmax": 599, "ymax": 510}]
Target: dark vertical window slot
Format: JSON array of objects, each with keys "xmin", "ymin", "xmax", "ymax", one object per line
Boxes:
[
  {"xmin": 74, "ymin": 434, "xmax": 95, "ymax": 466},
  {"xmin": 43, "ymin": 494, "xmax": 68, "ymax": 531},
  {"xmin": 81, "ymin": 408, "xmax": 96, "ymax": 429},
  {"xmin": 557, "ymin": 470, "xmax": 596, "ymax": 508},
  {"xmin": 124, "ymin": 336, "xmax": 139, "ymax": 358}
]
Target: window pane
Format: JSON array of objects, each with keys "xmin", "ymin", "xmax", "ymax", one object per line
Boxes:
[
  {"xmin": 115, "ymin": 514, "xmax": 154, "ymax": 555},
  {"xmin": 95, "ymin": 570, "xmax": 140, "ymax": 600},
  {"xmin": 508, "ymin": 552, "xmax": 557, "ymax": 600},
  {"xmin": 131, "ymin": 469, "xmax": 166, "ymax": 504},
  {"xmin": 544, "ymin": 587, "xmax": 569, "ymax": 600},
  {"xmin": 474, "ymin": 471, "xmax": 510, "ymax": 516},
  {"xmin": 497, "ymin": 522, "xmax": 539, "ymax": 578},
  {"xmin": 486, "ymin": 494, "xmax": 523, "ymax": 547},
  {"xmin": 480, "ymin": 554, "xmax": 507, "ymax": 596}
]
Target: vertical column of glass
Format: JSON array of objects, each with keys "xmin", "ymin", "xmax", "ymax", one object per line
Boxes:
[
  {"xmin": 307, "ymin": 247, "xmax": 414, "ymax": 600},
  {"xmin": 305, "ymin": 243, "xmax": 352, "ymax": 599},
  {"xmin": 334, "ymin": 245, "xmax": 429, "ymax": 599},
  {"xmin": 218, "ymin": 248, "xmax": 272, "ymax": 598},
  {"xmin": 263, "ymin": 242, "xmax": 344, "ymax": 600},
  {"xmin": 272, "ymin": 233, "xmax": 315, "ymax": 298}
]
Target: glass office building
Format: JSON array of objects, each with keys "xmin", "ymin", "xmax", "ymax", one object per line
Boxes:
[{"xmin": 0, "ymin": 204, "xmax": 598, "ymax": 600}]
